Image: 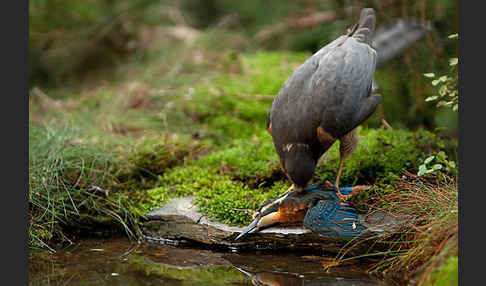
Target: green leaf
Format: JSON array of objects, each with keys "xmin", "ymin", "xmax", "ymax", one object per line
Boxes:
[
  {"xmin": 426, "ymin": 96, "xmax": 438, "ymax": 102},
  {"xmin": 418, "ymin": 165, "xmax": 427, "ymax": 176},
  {"xmin": 437, "ymin": 151, "xmax": 446, "ymax": 159},
  {"xmin": 424, "ymin": 156, "xmax": 435, "ymax": 164},
  {"xmin": 432, "ymin": 79, "xmax": 440, "ymax": 86},
  {"xmin": 424, "ymin": 73, "xmax": 435, "ymax": 78},
  {"xmin": 449, "ymin": 58, "xmax": 458, "ymax": 66},
  {"xmin": 439, "ymin": 85, "xmax": 448, "ymax": 96},
  {"xmin": 448, "ymin": 33, "xmax": 458, "ymax": 39},
  {"xmin": 432, "ymin": 164, "xmax": 443, "ymax": 170},
  {"xmin": 439, "ymin": 76, "xmax": 448, "ymax": 82}
]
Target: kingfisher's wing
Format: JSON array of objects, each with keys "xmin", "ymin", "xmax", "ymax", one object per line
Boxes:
[{"xmin": 303, "ymin": 200, "xmax": 367, "ymax": 239}]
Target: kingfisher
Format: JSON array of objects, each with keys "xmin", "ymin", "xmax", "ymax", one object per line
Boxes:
[{"xmin": 235, "ymin": 182, "xmax": 371, "ymax": 240}]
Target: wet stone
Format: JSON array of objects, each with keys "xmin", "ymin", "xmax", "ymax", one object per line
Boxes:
[{"xmin": 142, "ymin": 197, "xmax": 400, "ymax": 255}]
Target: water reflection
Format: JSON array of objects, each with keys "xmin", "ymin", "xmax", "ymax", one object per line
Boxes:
[
  {"xmin": 29, "ymin": 237, "xmax": 400, "ymax": 286},
  {"xmin": 235, "ymin": 266, "xmax": 304, "ymax": 286},
  {"xmin": 234, "ymin": 266, "xmax": 391, "ymax": 286}
]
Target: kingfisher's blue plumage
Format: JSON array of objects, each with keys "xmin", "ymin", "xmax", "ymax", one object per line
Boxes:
[
  {"xmin": 338, "ymin": 186, "xmax": 355, "ymax": 195},
  {"xmin": 303, "ymin": 183, "xmax": 367, "ymax": 239},
  {"xmin": 303, "ymin": 196, "xmax": 367, "ymax": 239}
]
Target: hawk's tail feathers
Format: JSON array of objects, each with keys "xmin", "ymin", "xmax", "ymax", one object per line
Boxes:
[{"xmin": 350, "ymin": 8, "xmax": 376, "ymax": 44}]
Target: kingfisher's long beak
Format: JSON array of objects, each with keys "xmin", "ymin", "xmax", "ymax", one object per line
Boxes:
[
  {"xmin": 235, "ymin": 215, "xmax": 261, "ymax": 241},
  {"xmin": 235, "ymin": 187, "xmax": 300, "ymax": 241},
  {"xmin": 235, "ymin": 211, "xmax": 279, "ymax": 241}
]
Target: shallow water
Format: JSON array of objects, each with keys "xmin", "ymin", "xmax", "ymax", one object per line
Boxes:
[{"xmin": 29, "ymin": 237, "xmax": 401, "ymax": 286}]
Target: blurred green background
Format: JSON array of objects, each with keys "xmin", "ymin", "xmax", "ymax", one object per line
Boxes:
[{"xmin": 29, "ymin": 0, "xmax": 458, "ymax": 134}]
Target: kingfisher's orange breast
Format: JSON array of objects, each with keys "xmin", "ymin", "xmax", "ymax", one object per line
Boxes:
[{"xmin": 276, "ymin": 203, "xmax": 310, "ymax": 223}]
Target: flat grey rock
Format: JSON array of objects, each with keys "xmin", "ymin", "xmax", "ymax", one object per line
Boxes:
[{"xmin": 142, "ymin": 197, "xmax": 400, "ymax": 255}]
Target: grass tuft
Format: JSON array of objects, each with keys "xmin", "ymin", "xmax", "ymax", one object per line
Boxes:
[
  {"xmin": 28, "ymin": 124, "xmax": 154, "ymax": 249},
  {"xmin": 334, "ymin": 170, "xmax": 458, "ymax": 284}
]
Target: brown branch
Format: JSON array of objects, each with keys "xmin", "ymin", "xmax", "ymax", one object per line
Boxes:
[
  {"xmin": 353, "ymin": 0, "xmax": 360, "ymax": 19},
  {"xmin": 420, "ymin": 0, "xmax": 427, "ymax": 23},
  {"xmin": 401, "ymin": 0, "xmax": 408, "ymax": 21},
  {"xmin": 254, "ymin": 7, "xmax": 356, "ymax": 44}
]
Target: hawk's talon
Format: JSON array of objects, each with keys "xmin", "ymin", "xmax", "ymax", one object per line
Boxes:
[
  {"xmin": 285, "ymin": 184, "xmax": 296, "ymax": 194},
  {"xmin": 337, "ymin": 192, "xmax": 352, "ymax": 202},
  {"xmin": 350, "ymin": 185, "xmax": 372, "ymax": 194},
  {"xmin": 337, "ymin": 185, "xmax": 372, "ymax": 202}
]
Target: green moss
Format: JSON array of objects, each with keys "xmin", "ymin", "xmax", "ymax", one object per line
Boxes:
[
  {"xmin": 225, "ymin": 51, "xmax": 310, "ymax": 95},
  {"xmin": 151, "ymin": 130, "xmax": 281, "ymax": 186},
  {"xmin": 195, "ymin": 178, "xmax": 289, "ymax": 225},
  {"xmin": 196, "ymin": 132, "xmax": 280, "ymax": 182},
  {"xmin": 314, "ymin": 127, "xmax": 439, "ymax": 186},
  {"xmin": 424, "ymin": 256, "xmax": 458, "ymax": 286},
  {"xmin": 125, "ymin": 135, "xmax": 202, "ymax": 180},
  {"xmin": 206, "ymin": 115, "xmax": 261, "ymax": 141},
  {"xmin": 128, "ymin": 185, "xmax": 170, "ymax": 216}
]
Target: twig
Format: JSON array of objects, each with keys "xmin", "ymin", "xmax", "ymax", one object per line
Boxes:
[
  {"xmin": 254, "ymin": 7, "xmax": 356, "ymax": 44},
  {"xmin": 381, "ymin": 118, "xmax": 393, "ymax": 130},
  {"xmin": 232, "ymin": 208, "xmax": 257, "ymax": 215}
]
